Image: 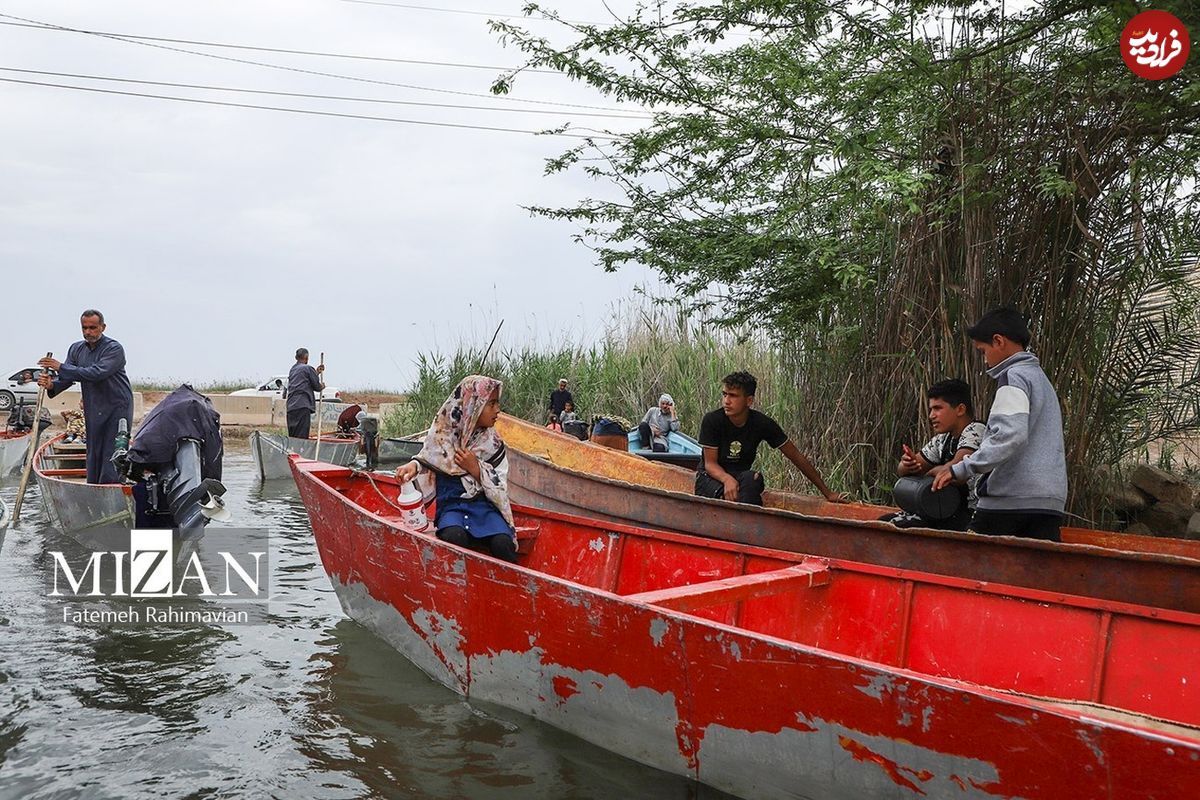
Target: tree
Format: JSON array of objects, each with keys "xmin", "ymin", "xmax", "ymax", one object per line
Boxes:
[{"xmin": 493, "ymin": 0, "xmax": 1200, "ymax": 514}]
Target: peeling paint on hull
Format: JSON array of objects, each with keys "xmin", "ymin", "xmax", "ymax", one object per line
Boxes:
[{"xmin": 293, "ymin": 458, "xmax": 1200, "ymax": 800}]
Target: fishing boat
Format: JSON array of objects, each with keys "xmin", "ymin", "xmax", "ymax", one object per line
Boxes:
[
  {"xmin": 248, "ymin": 431, "xmax": 359, "ymax": 480},
  {"xmin": 34, "ymin": 386, "xmax": 229, "ymax": 542},
  {"xmin": 626, "ymin": 428, "xmax": 703, "ymax": 469},
  {"xmin": 376, "ymin": 435, "xmax": 424, "ymax": 465},
  {"xmin": 0, "ymin": 430, "xmax": 31, "ymax": 475},
  {"xmin": 291, "ymin": 456, "xmax": 1200, "ymax": 800},
  {"xmin": 34, "ymin": 435, "xmax": 135, "ymax": 537},
  {"xmin": 495, "ymin": 414, "xmax": 1200, "ymax": 613}
]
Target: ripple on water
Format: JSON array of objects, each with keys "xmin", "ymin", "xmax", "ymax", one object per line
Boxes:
[{"xmin": 0, "ymin": 443, "xmax": 732, "ymax": 800}]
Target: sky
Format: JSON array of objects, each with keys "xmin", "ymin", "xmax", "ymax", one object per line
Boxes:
[{"xmin": 0, "ymin": 0, "xmax": 662, "ymax": 390}]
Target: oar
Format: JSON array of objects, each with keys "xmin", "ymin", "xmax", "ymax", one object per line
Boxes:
[
  {"xmin": 12, "ymin": 352, "xmax": 52, "ymax": 526},
  {"xmin": 314, "ymin": 352, "xmax": 325, "ymax": 461}
]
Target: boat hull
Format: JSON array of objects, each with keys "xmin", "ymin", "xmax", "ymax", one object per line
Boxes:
[
  {"xmin": 376, "ymin": 436, "xmax": 423, "ymax": 465},
  {"xmin": 33, "ymin": 436, "xmax": 134, "ymax": 545},
  {"xmin": 0, "ymin": 431, "xmax": 31, "ymax": 475},
  {"xmin": 248, "ymin": 431, "xmax": 359, "ymax": 480},
  {"xmin": 497, "ymin": 415, "xmax": 1200, "ymax": 614},
  {"xmin": 292, "ymin": 458, "xmax": 1200, "ymax": 800}
]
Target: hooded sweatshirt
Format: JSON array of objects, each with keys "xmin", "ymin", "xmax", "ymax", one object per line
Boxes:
[{"xmin": 949, "ymin": 351, "xmax": 1067, "ymax": 514}]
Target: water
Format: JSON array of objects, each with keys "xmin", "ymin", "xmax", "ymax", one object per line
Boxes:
[{"xmin": 0, "ymin": 443, "xmax": 731, "ymax": 800}]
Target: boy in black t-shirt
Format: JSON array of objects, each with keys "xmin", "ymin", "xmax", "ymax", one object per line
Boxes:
[{"xmin": 694, "ymin": 371, "xmax": 849, "ymax": 506}]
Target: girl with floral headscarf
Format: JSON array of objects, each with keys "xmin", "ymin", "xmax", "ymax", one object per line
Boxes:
[{"xmin": 394, "ymin": 375, "xmax": 517, "ymax": 562}]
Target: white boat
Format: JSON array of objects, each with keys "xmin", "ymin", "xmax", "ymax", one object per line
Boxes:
[
  {"xmin": 0, "ymin": 430, "xmax": 31, "ymax": 475},
  {"xmin": 0, "ymin": 497, "xmax": 10, "ymax": 532},
  {"xmin": 248, "ymin": 431, "xmax": 360, "ymax": 481}
]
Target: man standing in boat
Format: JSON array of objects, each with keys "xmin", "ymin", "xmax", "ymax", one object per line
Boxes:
[
  {"xmin": 38, "ymin": 309, "xmax": 133, "ymax": 484},
  {"xmin": 548, "ymin": 378, "xmax": 574, "ymax": 425},
  {"xmin": 695, "ymin": 371, "xmax": 849, "ymax": 506},
  {"xmin": 286, "ymin": 348, "xmax": 324, "ymax": 439}
]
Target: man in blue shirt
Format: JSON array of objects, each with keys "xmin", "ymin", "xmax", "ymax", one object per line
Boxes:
[
  {"xmin": 286, "ymin": 348, "xmax": 325, "ymax": 439},
  {"xmin": 38, "ymin": 310, "xmax": 134, "ymax": 484}
]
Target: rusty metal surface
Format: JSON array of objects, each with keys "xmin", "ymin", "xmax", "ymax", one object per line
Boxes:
[
  {"xmin": 292, "ymin": 457, "xmax": 1200, "ymax": 800},
  {"xmin": 496, "ymin": 416, "xmax": 1200, "ymax": 614}
]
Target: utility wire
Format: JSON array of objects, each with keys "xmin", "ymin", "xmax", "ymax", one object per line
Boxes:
[
  {"xmin": 0, "ymin": 76, "xmax": 616, "ymax": 139},
  {"xmin": 0, "ymin": 19, "xmax": 560, "ymax": 75},
  {"xmin": 0, "ymin": 13, "xmax": 642, "ymax": 113},
  {"xmin": 339, "ymin": 0, "xmax": 606, "ymax": 26},
  {"xmin": 0, "ymin": 67, "xmax": 652, "ymax": 119}
]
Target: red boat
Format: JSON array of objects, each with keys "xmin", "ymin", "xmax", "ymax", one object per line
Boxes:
[{"xmin": 292, "ymin": 456, "xmax": 1200, "ymax": 799}]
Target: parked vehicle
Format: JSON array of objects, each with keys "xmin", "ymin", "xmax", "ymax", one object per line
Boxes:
[{"xmin": 229, "ymin": 375, "xmax": 341, "ymax": 401}]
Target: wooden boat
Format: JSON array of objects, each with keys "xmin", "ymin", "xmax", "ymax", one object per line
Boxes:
[
  {"xmin": 495, "ymin": 414, "xmax": 1200, "ymax": 614},
  {"xmin": 376, "ymin": 435, "xmax": 423, "ymax": 465},
  {"xmin": 291, "ymin": 455, "xmax": 1200, "ymax": 800},
  {"xmin": 248, "ymin": 430, "xmax": 359, "ymax": 480},
  {"xmin": 0, "ymin": 430, "xmax": 31, "ymax": 475},
  {"xmin": 626, "ymin": 428, "xmax": 703, "ymax": 469},
  {"xmin": 33, "ymin": 435, "xmax": 134, "ymax": 537}
]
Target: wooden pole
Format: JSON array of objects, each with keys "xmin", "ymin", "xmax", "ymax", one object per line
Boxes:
[
  {"xmin": 314, "ymin": 352, "xmax": 325, "ymax": 461},
  {"xmin": 12, "ymin": 352, "xmax": 53, "ymax": 526},
  {"xmin": 478, "ymin": 320, "xmax": 504, "ymax": 373}
]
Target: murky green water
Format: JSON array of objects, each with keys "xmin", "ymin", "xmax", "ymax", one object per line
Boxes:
[{"xmin": 0, "ymin": 443, "xmax": 730, "ymax": 799}]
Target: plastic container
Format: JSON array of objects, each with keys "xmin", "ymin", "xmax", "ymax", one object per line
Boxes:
[
  {"xmin": 396, "ymin": 481, "xmax": 430, "ymax": 532},
  {"xmin": 893, "ymin": 475, "xmax": 961, "ymax": 520}
]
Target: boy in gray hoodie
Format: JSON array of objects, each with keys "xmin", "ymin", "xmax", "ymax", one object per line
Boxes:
[{"xmin": 930, "ymin": 308, "xmax": 1068, "ymax": 541}]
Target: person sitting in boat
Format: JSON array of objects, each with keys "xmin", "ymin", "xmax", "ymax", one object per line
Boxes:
[
  {"xmin": 886, "ymin": 379, "xmax": 985, "ymax": 530},
  {"xmin": 558, "ymin": 401, "xmax": 580, "ymax": 426},
  {"xmin": 695, "ymin": 371, "xmax": 849, "ymax": 506},
  {"xmin": 393, "ymin": 375, "xmax": 518, "ymax": 563},
  {"xmin": 637, "ymin": 394, "xmax": 680, "ymax": 452},
  {"xmin": 61, "ymin": 402, "xmax": 86, "ymax": 444},
  {"xmin": 930, "ymin": 307, "xmax": 1067, "ymax": 542}
]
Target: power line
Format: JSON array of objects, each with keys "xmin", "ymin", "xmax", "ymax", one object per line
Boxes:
[
  {"xmin": 0, "ymin": 75, "xmax": 616, "ymax": 138},
  {"xmin": 339, "ymin": 0, "xmax": 607, "ymax": 26},
  {"xmin": 0, "ymin": 12, "xmax": 642, "ymax": 113},
  {"xmin": 0, "ymin": 67, "xmax": 651, "ymax": 119},
  {"xmin": 0, "ymin": 19, "xmax": 561, "ymax": 75}
]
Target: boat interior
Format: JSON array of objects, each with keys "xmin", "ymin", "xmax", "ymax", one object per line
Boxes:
[
  {"xmin": 320, "ymin": 465, "xmax": 1200, "ymax": 733},
  {"xmin": 35, "ymin": 436, "xmax": 89, "ymax": 483}
]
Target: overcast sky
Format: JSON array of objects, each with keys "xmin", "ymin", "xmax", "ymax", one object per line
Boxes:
[{"xmin": 1, "ymin": 0, "xmax": 662, "ymax": 389}]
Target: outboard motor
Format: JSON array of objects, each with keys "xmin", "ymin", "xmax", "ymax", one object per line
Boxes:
[
  {"xmin": 125, "ymin": 385, "xmax": 229, "ymax": 530},
  {"xmin": 6, "ymin": 399, "xmax": 51, "ymax": 435},
  {"xmin": 357, "ymin": 411, "xmax": 380, "ymax": 469}
]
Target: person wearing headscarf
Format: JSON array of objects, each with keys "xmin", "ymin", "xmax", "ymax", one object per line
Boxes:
[
  {"xmin": 637, "ymin": 393, "xmax": 680, "ymax": 453},
  {"xmin": 394, "ymin": 375, "xmax": 516, "ymax": 562}
]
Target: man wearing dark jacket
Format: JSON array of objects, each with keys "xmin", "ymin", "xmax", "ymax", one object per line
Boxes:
[
  {"xmin": 548, "ymin": 378, "xmax": 574, "ymax": 423},
  {"xmin": 286, "ymin": 348, "xmax": 324, "ymax": 439},
  {"xmin": 39, "ymin": 309, "xmax": 134, "ymax": 484}
]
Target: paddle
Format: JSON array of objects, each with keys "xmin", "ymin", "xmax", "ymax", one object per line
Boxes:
[
  {"xmin": 12, "ymin": 352, "xmax": 52, "ymax": 526},
  {"xmin": 314, "ymin": 352, "xmax": 325, "ymax": 461}
]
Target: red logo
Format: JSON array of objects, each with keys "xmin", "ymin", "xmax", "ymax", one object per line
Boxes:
[{"xmin": 1122, "ymin": 10, "xmax": 1190, "ymax": 79}]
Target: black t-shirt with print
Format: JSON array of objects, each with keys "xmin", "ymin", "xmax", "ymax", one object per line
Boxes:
[{"xmin": 697, "ymin": 408, "xmax": 788, "ymax": 475}]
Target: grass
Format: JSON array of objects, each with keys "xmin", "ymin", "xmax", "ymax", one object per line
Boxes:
[{"xmin": 381, "ymin": 303, "xmax": 855, "ymax": 500}]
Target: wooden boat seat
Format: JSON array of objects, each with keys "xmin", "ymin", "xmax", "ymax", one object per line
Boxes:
[
  {"xmin": 41, "ymin": 468, "xmax": 88, "ymax": 477},
  {"xmin": 41, "ymin": 453, "xmax": 87, "ymax": 461},
  {"xmin": 54, "ymin": 442, "xmax": 88, "ymax": 452},
  {"xmin": 515, "ymin": 524, "xmax": 540, "ymax": 555},
  {"xmin": 625, "ymin": 561, "xmax": 830, "ymax": 612}
]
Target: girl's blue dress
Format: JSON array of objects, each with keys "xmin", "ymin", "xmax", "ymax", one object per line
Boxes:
[{"xmin": 434, "ymin": 473, "xmax": 513, "ymax": 539}]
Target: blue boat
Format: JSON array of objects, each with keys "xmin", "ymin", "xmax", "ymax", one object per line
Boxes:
[{"xmin": 626, "ymin": 429, "xmax": 703, "ymax": 469}]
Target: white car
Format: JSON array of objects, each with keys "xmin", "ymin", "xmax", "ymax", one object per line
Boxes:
[
  {"xmin": 0, "ymin": 367, "xmax": 78, "ymax": 412},
  {"xmin": 229, "ymin": 375, "xmax": 342, "ymax": 402}
]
